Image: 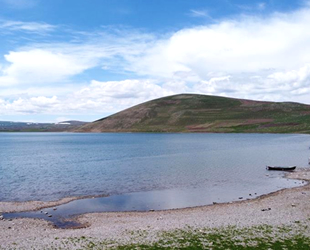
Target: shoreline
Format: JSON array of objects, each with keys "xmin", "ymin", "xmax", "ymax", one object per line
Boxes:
[
  {"xmin": 1, "ymin": 168, "xmax": 310, "ymax": 249},
  {"xmin": 0, "ymin": 194, "xmax": 111, "ymax": 214},
  {"xmin": 0, "ymin": 168, "xmax": 309, "ymax": 215}
]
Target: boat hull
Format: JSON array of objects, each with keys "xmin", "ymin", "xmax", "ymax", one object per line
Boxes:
[{"xmin": 266, "ymin": 166, "xmax": 296, "ymax": 171}]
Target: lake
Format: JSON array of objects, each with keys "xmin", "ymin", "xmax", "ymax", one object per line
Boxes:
[{"xmin": 0, "ymin": 133, "xmax": 309, "ymax": 213}]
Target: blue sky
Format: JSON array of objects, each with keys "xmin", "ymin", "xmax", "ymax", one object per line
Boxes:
[{"xmin": 0, "ymin": 0, "xmax": 310, "ymax": 122}]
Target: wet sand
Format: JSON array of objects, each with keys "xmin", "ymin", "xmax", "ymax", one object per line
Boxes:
[
  {"xmin": 0, "ymin": 197, "xmax": 79, "ymax": 214},
  {"xmin": 1, "ymin": 168, "xmax": 310, "ymax": 249}
]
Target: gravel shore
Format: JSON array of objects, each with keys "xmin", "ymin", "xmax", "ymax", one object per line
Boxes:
[{"xmin": 1, "ymin": 168, "xmax": 310, "ymax": 249}]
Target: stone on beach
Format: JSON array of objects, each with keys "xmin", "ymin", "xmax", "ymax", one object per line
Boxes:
[{"xmin": 261, "ymin": 208, "xmax": 271, "ymax": 211}]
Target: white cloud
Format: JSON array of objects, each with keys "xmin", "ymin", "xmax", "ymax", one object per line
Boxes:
[
  {"xmin": 189, "ymin": 9, "xmax": 210, "ymax": 18},
  {"xmin": 1, "ymin": 96, "xmax": 60, "ymax": 114},
  {"xmin": 0, "ymin": 28, "xmax": 154, "ymax": 87},
  {"xmin": 268, "ymin": 64, "xmax": 310, "ymax": 87},
  {"xmin": 193, "ymin": 64, "xmax": 310, "ymax": 103},
  {"xmin": 2, "ymin": 64, "xmax": 310, "ymax": 118},
  {"xmin": 0, "ymin": 20, "xmax": 55, "ymax": 32},
  {"xmin": 130, "ymin": 9, "xmax": 310, "ymax": 80},
  {"xmin": 72, "ymin": 79, "xmax": 176, "ymax": 111},
  {"xmin": 0, "ymin": 79, "xmax": 185, "ymax": 116},
  {"xmin": 0, "ymin": 49, "xmax": 96, "ymax": 86},
  {"xmin": 117, "ymin": 5, "xmax": 310, "ymax": 104},
  {"xmin": 30, "ymin": 96, "xmax": 59, "ymax": 106}
]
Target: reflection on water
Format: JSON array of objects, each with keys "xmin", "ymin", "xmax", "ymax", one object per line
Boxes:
[{"xmin": 4, "ymin": 176, "xmax": 305, "ymax": 228}]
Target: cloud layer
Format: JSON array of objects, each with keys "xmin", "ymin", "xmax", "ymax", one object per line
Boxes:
[
  {"xmin": 1, "ymin": 5, "xmax": 310, "ymax": 120},
  {"xmin": 0, "ymin": 49, "xmax": 95, "ymax": 86}
]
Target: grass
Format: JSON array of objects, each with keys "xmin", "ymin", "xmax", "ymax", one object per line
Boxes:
[
  {"xmin": 14, "ymin": 221, "xmax": 308, "ymax": 250},
  {"xmin": 110, "ymin": 225, "xmax": 310, "ymax": 250},
  {"xmin": 3, "ymin": 223, "xmax": 310, "ymax": 249}
]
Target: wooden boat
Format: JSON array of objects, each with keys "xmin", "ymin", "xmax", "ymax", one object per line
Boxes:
[{"xmin": 266, "ymin": 166, "xmax": 296, "ymax": 171}]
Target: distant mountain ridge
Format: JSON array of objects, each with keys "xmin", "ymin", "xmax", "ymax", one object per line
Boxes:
[
  {"xmin": 77, "ymin": 94, "xmax": 310, "ymax": 133},
  {"xmin": 0, "ymin": 120, "xmax": 88, "ymax": 132}
]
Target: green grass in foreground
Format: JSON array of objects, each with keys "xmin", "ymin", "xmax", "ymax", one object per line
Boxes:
[{"xmin": 33, "ymin": 221, "xmax": 310, "ymax": 250}]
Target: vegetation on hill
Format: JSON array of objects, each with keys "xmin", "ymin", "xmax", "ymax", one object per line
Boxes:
[{"xmin": 77, "ymin": 94, "xmax": 310, "ymax": 133}]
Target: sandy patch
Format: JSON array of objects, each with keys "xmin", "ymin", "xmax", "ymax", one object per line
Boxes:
[{"xmin": 0, "ymin": 196, "xmax": 94, "ymax": 213}]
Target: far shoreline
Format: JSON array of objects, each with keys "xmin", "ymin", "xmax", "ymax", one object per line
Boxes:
[{"xmin": 1, "ymin": 131, "xmax": 310, "ymax": 135}]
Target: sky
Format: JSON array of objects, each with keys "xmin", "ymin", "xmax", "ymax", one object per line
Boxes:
[{"xmin": 0, "ymin": 0, "xmax": 310, "ymax": 123}]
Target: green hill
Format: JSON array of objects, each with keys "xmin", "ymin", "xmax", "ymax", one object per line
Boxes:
[{"xmin": 77, "ymin": 94, "xmax": 310, "ymax": 133}]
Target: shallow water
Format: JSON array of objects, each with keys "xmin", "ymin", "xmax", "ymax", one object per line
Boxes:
[{"xmin": 1, "ymin": 133, "xmax": 310, "ymax": 225}]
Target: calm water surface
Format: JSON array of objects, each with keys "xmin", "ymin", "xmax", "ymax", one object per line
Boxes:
[{"xmin": 1, "ymin": 133, "xmax": 309, "ymax": 219}]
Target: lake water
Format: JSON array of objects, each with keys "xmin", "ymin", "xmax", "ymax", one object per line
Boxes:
[{"xmin": 1, "ymin": 133, "xmax": 309, "ymax": 221}]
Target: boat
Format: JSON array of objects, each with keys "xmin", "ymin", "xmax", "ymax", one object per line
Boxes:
[{"xmin": 266, "ymin": 166, "xmax": 296, "ymax": 171}]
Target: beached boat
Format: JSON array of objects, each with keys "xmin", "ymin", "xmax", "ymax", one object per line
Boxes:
[{"xmin": 266, "ymin": 166, "xmax": 296, "ymax": 171}]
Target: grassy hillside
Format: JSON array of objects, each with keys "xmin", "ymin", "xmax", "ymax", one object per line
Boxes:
[{"xmin": 77, "ymin": 94, "xmax": 310, "ymax": 133}]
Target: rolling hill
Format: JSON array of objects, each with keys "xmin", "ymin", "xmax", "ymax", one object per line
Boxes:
[{"xmin": 77, "ymin": 94, "xmax": 310, "ymax": 133}]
